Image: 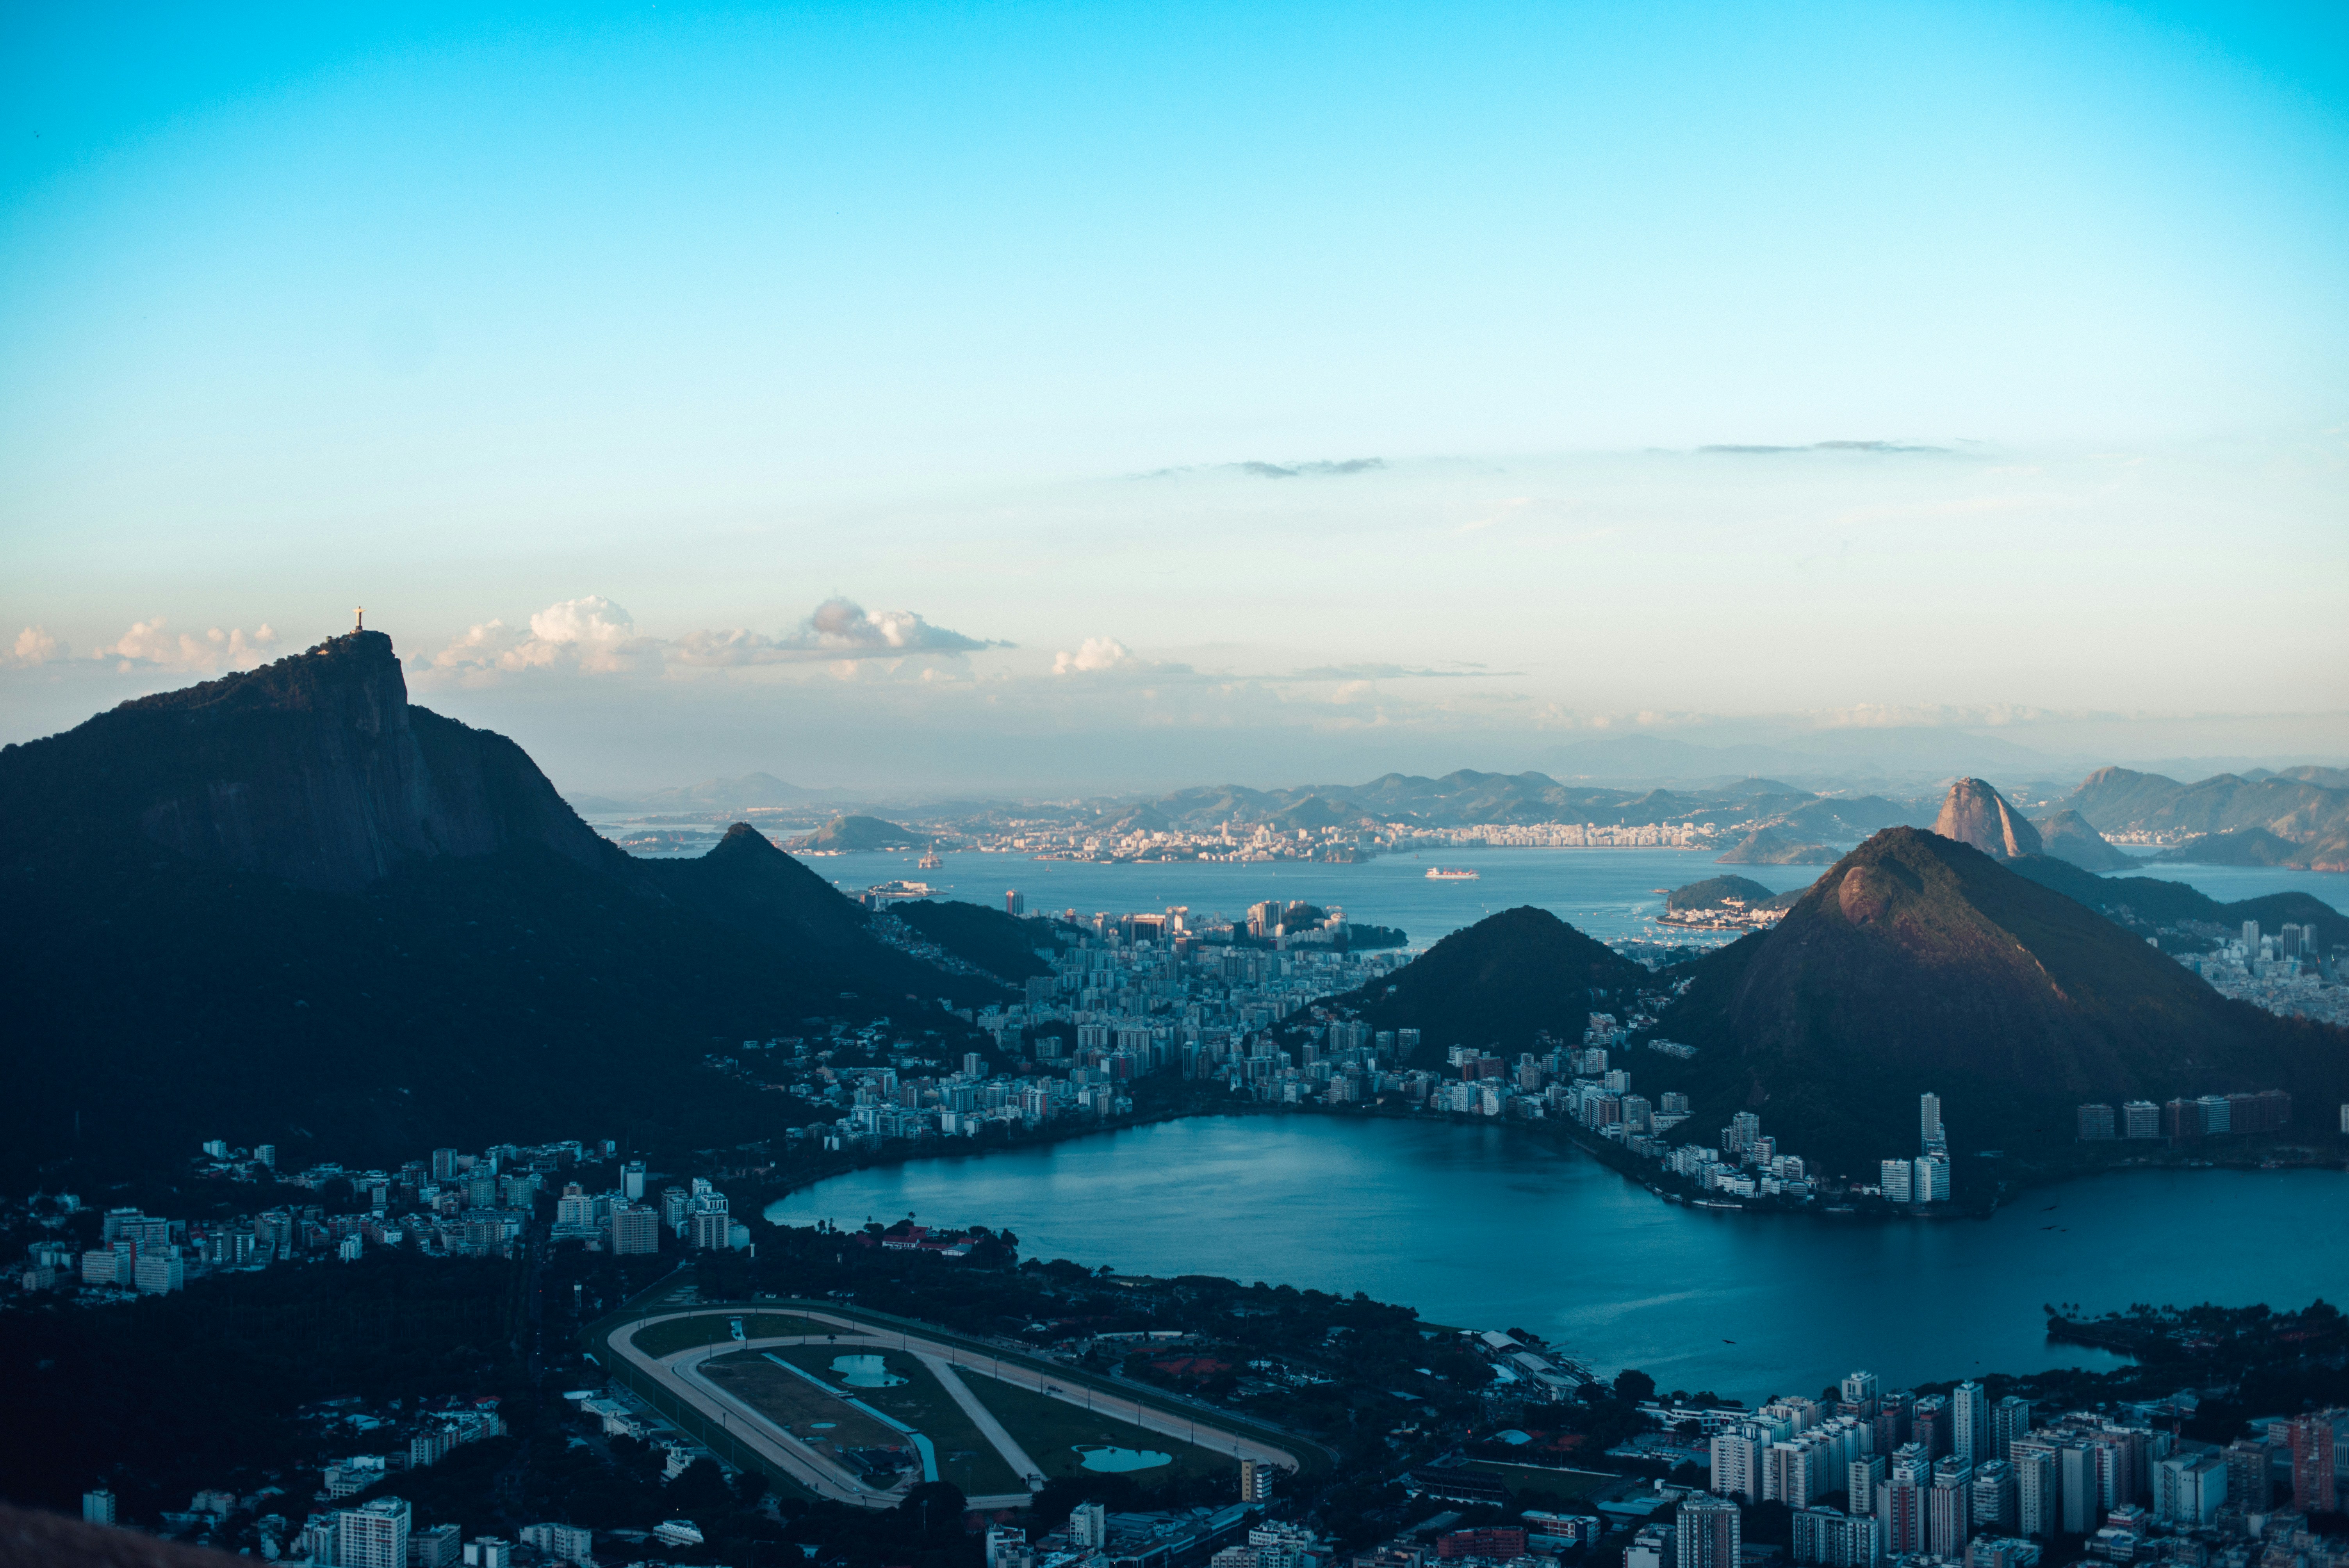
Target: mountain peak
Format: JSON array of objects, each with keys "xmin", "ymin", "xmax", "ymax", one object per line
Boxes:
[
  {"xmin": 1, "ymin": 627, "xmax": 615, "ymax": 893},
  {"xmin": 1933, "ymin": 776, "xmax": 2041, "ymax": 859},
  {"xmin": 1649, "ymin": 824, "xmax": 2347, "ymax": 1178}
]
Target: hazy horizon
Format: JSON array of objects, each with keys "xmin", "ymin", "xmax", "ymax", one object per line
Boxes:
[{"xmin": 5, "ymin": 4, "xmax": 2344, "ymax": 791}]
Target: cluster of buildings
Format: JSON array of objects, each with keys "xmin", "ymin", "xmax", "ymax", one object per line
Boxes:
[
  {"xmin": 752, "ymin": 925, "xmax": 1412, "ymax": 1151},
  {"xmin": 2174, "ymin": 922, "xmax": 2346, "ymax": 1027},
  {"xmin": 9, "ymin": 1133, "xmax": 728, "ymax": 1304},
  {"xmin": 1696, "ymin": 1371, "xmax": 2349, "ymax": 1568},
  {"xmin": 178, "ymin": 1492, "xmax": 678, "ymax": 1568},
  {"xmin": 87, "ymin": 1381, "xmax": 735, "ymax": 1567},
  {"xmin": 962, "ymin": 818, "xmax": 1725, "ymax": 866},
  {"xmin": 986, "ymin": 1500, "xmax": 1290, "ymax": 1568},
  {"xmin": 2075, "ymin": 1092, "xmax": 2296, "ymax": 1145},
  {"xmin": 1878, "ymin": 1095, "xmax": 1953, "ymax": 1206}
]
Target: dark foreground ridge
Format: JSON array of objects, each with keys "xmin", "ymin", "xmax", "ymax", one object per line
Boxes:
[{"xmin": 0, "ymin": 633, "xmax": 1004, "ymax": 1185}]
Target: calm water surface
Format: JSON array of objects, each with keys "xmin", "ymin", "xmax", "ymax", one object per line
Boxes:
[
  {"xmin": 790, "ymin": 846, "xmax": 2346, "ymax": 949},
  {"xmin": 769, "ymin": 1117, "xmax": 2347, "ymax": 1402}
]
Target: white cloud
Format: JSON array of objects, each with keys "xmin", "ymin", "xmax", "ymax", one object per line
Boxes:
[
  {"xmin": 98, "ymin": 618, "xmax": 278, "ymax": 672},
  {"xmin": 433, "ymin": 596, "xmax": 655, "ymax": 675},
  {"xmin": 432, "ymin": 594, "xmax": 995, "ymax": 678},
  {"xmin": 670, "ymin": 597, "xmax": 994, "ymax": 665},
  {"xmin": 1054, "ymin": 636, "xmax": 1142, "ymax": 674},
  {"xmin": 1050, "ymin": 636, "xmax": 1198, "ymax": 678},
  {"xmin": 8, "ymin": 626, "xmax": 67, "ymax": 666}
]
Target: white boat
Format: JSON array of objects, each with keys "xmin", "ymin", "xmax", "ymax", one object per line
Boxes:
[{"xmin": 1425, "ymin": 866, "xmax": 1479, "ymax": 880}]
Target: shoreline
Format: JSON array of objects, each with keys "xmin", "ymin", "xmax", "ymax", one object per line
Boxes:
[{"xmin": 758, "ymin": 1095, "xmax": 2347, "ymax": 1224}]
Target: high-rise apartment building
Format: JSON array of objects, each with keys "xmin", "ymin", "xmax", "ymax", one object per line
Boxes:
[
  {"xmin": 1953, "ymin": 1381, "xmax": 1989, "ymax": 1463},
  {"xmin": 1912, "ymin": 1396, "xmax": 1953, "ymax": 1459},
  {"xmin": 1676, "ymin": 1494, "xmax": 1741, "ymax": 1568},
  {"xmin": 609, "ymin": 1203, "xmax": 659, "ymax": 1256},
  {"xmin": 1992, "ymin": 1398, "xmax": 2034, "ymax": 1464},
  {"xmin": 2058, "ymin": 1444, "xmax": 2099, "ymax": 1535},
  {"xmin": 1930, "ymin": 1457, "xmax": 1975, "ymax": 1557},
  {"xmin": 1971, "ymin": 1459, "xmax": 2018, "ymax": 1533},
  {"xmin": 1841, "ymin": 1372, "xmax": 1880, "ymax": 1415},
  {"xmin": 2122, "ymin": 1101, "xmax": 2161, "ymax": 1139},
  {"xmin": 1848, "ymin": 1456, "xmax": 1886, "ymax": 1514},
  {"xmin": 2285, "ymin": 1413, "xmax": 2337, "ymax": 1514},
  {"xmin": 2153, "ymin": 1452, "xmax": 2225, "ymax": 1526},
  {"xmin": 1920, "ymin": 1092, "xmax": 1943, "ymax": 1147},
  {"xmin": 1712, "ymin": 1430, "xmax": 1760, "ymax": 1501},
  {"xmin": 1880, "ymin": 1445, "xmax": 1930, "ymax": 1556},
  {"xmin": 336, "ymin": 1498, "xmax": 412, "ymax": 1568},
  {"xmin": 2222, "ymin": 1440, "xmax": 2273, "ymax": 1512},
  {"xmin": 82, "ymin": 1490, "xmax": 116, "ymax": 1526},
  {"xmin": 2010, "ymin": 1439, "xmax": 2060, "ymax": 1540},
  {"xmin": 620, "ymin": 1160, "xmax": 645, "ymax": 1201},
  {"xmin": 1791, "ymin": 1507, "xmax": 1878, "ymax": 1568},
  {"xmin": 2076, "ymin": 1104, "xmax": 2116, "ymax": 1140},
  {"xmin": 1881, "ymin": 1161, "xmax": 1914, "ymax": 1203}
]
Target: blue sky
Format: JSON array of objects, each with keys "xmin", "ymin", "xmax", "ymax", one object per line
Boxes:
[{"xmin": 2, "ymin": 2, "xmax": 2344, "ymax": 791}]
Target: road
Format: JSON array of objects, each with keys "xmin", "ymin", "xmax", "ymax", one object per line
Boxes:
[{"xmin": 610, "ymin": 1306, "xmax": 1300, "ymax": 1509}]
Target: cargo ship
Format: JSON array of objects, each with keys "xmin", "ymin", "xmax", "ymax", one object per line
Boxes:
[{"xmin": 1425, "ymin": 866, "xmax": 1480, "ymax": 880}]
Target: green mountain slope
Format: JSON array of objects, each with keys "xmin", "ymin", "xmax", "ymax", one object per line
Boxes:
[
  {"xmin": 1642, "ymin": 828, "xmax": 2348, "ymax": 1180},
  {"xmin": 1332, "ymin": 907, "xmax": 1652, "ymax": 1065}
]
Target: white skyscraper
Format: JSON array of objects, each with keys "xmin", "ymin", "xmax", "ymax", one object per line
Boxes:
[
  {"xmin": 1953, "ymin": 1381, "xmax": 1989, "ymax": 1462},
  {"xmin": 337, "ymin": 1499, "xmax": 412, "ymax": 1568}
]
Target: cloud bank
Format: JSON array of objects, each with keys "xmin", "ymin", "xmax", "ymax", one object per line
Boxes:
[{"xmin": 431, "ymin": 596, "xmax": 1000, "ymax": 678}]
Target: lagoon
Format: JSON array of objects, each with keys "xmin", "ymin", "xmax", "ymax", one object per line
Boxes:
[{"xmin": 769, "ymin": 1116, "xmax": 2347, "ymax": 1403}]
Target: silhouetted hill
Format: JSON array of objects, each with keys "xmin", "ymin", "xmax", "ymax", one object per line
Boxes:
[
  {"xmin": 1716, "ymin": 827, "xmax": 1837, "ymax": 864},
  {"xmin": 791, "ymin": 814, "xmax": 925, "ymax": 851},
  {"xmin": 1331, "ymin": 907, "xmax": 1651, "ymax": 1065},
  {"xmin": 0, "ymin": 630, "xmax": 622, "ymax": 894},
  {"xmin": 894, "ymin": 900, "xmax": 1058, "ymax": 982},
  {"xmin": 1641, "ymin": 829, "xmax": 2349, "ymax": 1181},
  {"xmin": 2147, "ymin": 827, "xmax": 2305, "ymax": 867},
  {"xmin": 2005, "ymin": 854, "xmax": 2347, "ymax": 951},
  {"xmin": 0, "ymin": 634, "xmax": 994, "ymax": 1185},
  {"xmin": 1665, "ymin": 875, "xmax": 1796, "ymax": 913},
  {"xmin": 2031, "ymin": 808, "xmax": 2135, "ymax": 871}
]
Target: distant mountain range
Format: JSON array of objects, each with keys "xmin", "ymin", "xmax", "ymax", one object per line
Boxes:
[
  {"xmin": 576, "ymin": 754, "xmax": 2349, "ymax": 873},
  {"xmin": 2059, "ymin": 766, "xmax": 2349, "ymax": 870},
  {"xmin": 0, "ymin": 633, "xmax": 1000, "ymax": 1185}
]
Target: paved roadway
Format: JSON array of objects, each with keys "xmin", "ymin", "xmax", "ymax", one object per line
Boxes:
[{"xmin": 612, "ymin": 1308, "xmax": 1299, "ymax": 1510}]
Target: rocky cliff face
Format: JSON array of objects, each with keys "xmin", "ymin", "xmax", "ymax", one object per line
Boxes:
[
  {"xmin": 0, "ymin": 631, "xmax": 621, "ymax": 893},
  {"xmin": 1932, "ymin": 777, "xmax": 2042, "ymax": 859}
]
